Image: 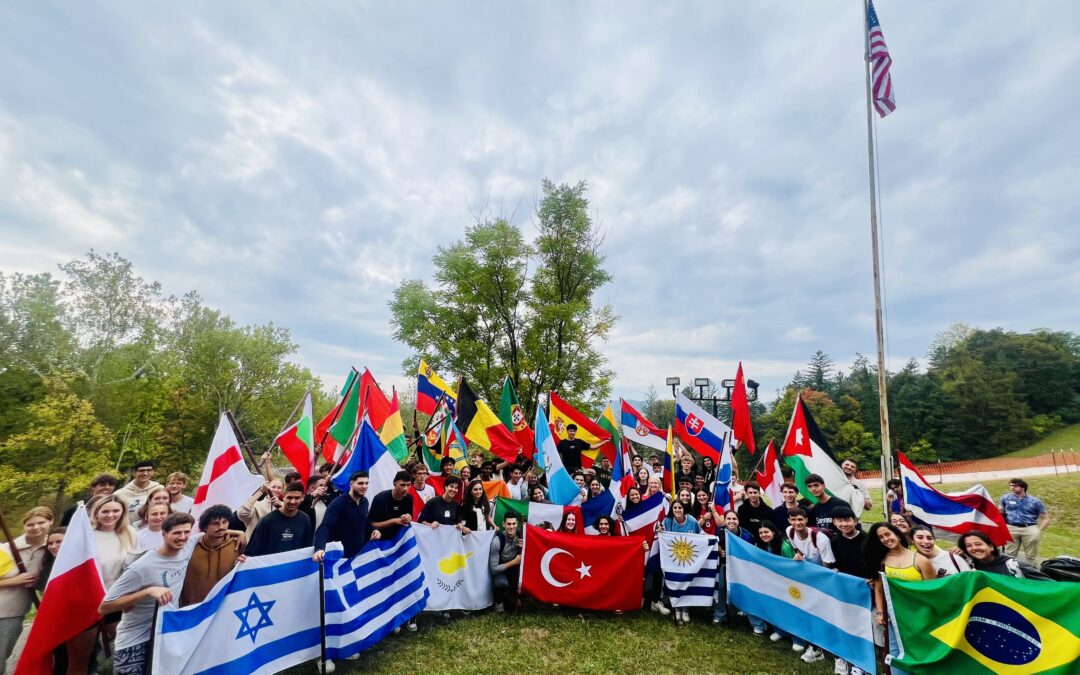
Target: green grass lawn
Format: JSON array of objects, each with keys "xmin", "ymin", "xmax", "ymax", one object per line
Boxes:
[
  {"xmin": 1006, "ymin": 423, "xmax": 1080, "ymax": 457},
  {"xmin": 299, "ymin": 605, "xmax": 835, "ymax": 675},
  {"xmin": 937, "ymin": 473, "xmax": 1079, "ymax": 560}
]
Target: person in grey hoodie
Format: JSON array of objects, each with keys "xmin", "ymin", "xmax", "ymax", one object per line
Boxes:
[
  {"xmin": 113, "ymin": 460, "xmax": 163, "ymax": 524},
  {"xmin": 488, "ymin": 513, "xmax": 522, "ymax": 613}
]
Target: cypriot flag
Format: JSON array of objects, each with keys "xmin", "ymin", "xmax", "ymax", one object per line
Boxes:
[{"xmin": 413, "ymin": 526, "xmax": 496, "ymax": 611}]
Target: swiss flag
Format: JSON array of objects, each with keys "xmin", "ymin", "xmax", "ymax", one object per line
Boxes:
[
  {"xmin": 520, "ymin": 525, "xmax": 645, "ymax": 611},
  {"xmin": 15, "ymin": 507, "xmax": 104, "ymax": 675}
]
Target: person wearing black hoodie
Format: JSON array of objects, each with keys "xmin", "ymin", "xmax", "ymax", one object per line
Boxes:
[{"xmin": 830, "ymin": 506, "xmax": 870, "ymax": 579}]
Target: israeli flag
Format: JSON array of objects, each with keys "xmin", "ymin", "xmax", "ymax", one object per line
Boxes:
[
  {"xmin": 153, "ymin": 548, "xmax": 322, "ymax": 675},
  {"xmin": 659, "ymin": 532, "xmax": 719, "ymax": 607},
  {"xmin": 323, "ymin": 527, "xmax": 428, "ymax": 660},
  {"xmin": 726, "ymin": 534, "xmax": 877, "ymax": 674},
  {"xmin": 534, "ymin": 405, "xmax": 581, "ymax": 505}
]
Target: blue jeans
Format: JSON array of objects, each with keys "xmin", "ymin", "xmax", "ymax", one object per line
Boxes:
[
  {"xmin": 713, "ymin": 565, "xmax": 727, "ymax": 621},
  {"xmin": 888, "ymin": 622, "xmax": 908, "ymax": 675}
]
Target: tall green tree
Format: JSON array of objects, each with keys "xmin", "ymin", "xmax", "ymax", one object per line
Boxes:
[{"xmin": 390, "ymin": 179, "xmax": 617, "ymax": 415}]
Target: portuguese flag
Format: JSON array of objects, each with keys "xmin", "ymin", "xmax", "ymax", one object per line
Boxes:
[
  {"xmin": 886, "ymin": 571, "xmax": 1080, "ymax": 674},
  {"xmin": 493, "ymin": 497, "xmax": 580, "ymax": 532},
  {"xmin": 498, "ymin": 376, "xmax": 535, "ymax": 460},
  {"xmin": 276, "ymin": 392, "xmax": 316, "ymax": 486},
  {"xmin": 780, "ymin": 395, "xmax": 861, "ymax": 513},
  {"xmin": 457, "ymin": 378, "xmax": 521, "ymax": 462},
  {"xmin": 380, "ymin": 388, "xmax": 409, "ymax": 463}
]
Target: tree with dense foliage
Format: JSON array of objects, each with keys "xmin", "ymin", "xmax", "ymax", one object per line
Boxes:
[{"xmin": 390, "ymin": 179, "xmax": 617, "ymax": 416}]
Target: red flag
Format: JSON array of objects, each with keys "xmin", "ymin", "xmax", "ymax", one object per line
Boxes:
[
  {"xmin": 755, "ymin": 440, "xmax": 784, "ymax": 507},
  {"xmin": 15, "ymin": 507, "xmax": 104, "ymax": 675},
  {"xmin": 520, "ymin": 524, "xmax": 645, "ymax": 611},
  {"xmin": 359, "ymin": 368, "xmax": 391, "ymax": 431},
  {"xmin": 731, "ymin": 362, "xmax": 756, "ymax": 455}
]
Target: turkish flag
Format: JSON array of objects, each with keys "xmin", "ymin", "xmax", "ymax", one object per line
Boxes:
[{"xmin": 519, "ymin": 525, "xmax": 646, "ymax": 611}]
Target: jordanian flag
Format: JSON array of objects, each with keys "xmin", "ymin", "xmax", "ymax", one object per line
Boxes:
[
  {"xmin": 780, "ymin": 396, "xmax": 862, "ymax": 515},
  {"xmin": 275, "ymin": 392, "xmax": 315, "ymax": 487},
  {"xmin": 886, "ymin": 570, "xmax": 1080, "ymax": 674},
  {"xmin": 493, "ymin": 497, "xmax": 581, "ymax": 533}
]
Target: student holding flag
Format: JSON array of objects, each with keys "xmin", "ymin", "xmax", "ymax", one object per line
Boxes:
[{"xmin": 865, "ymin": 521, "xmax": 935, "ymax": 674}]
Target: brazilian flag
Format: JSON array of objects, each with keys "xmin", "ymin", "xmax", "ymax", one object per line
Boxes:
[{"xmin": 885, "ymin": 571, "xmax": 1080, "ymax": 674}]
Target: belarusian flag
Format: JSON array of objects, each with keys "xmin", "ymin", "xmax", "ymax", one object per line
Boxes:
[
  {"xmin": 419, "ymin": 396, "xmax": 452, "ymax": 472},
  {"xmin": 885, "ymin": 570, "xmax": 1080, "ymax": 674},
  {"xmin": 275, "ymin": 392, "xmax": 316, "ymax": 487},
  {"xmin": 498, "ymin": 376, "xmax": 535, "ymax": 460},
  {"xmin": 380, "ymin": 388, "xmax": 409, "ymax": 462},
  {"xmin": 493, "ymin": 497, "xmax": 581, "ymax": 533},
  {"xmin": 780, "ymin": 395, "xmax": 861, "ymax": 515}
]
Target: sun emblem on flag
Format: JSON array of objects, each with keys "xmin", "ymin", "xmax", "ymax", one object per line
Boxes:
[
  {"xmin": 788, "ymin": 585, "xmax": 802, "ymax": 601},
  {"xmin": 669, "ymin": 537, "xmax": 698, "ymax": 566}
]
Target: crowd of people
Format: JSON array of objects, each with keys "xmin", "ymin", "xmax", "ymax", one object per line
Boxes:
[{"xmin": 0, "ymin": 437, "xmax": 1061, "ymax": 675}]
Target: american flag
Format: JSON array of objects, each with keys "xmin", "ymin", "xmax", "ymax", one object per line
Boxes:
[{"xmin": 867, "ymin": 0, "xmax": 895, "ymax": 117}]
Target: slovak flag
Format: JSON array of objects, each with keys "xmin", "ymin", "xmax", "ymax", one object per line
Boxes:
[
  {"xmin": 674, "ymin": 393, "xmax": 733, "ymax": 462},
  {"xmin": 619, "ymin": 399, "xmax": 667, "ymax": 452},
  {"xmin": 191, "ymin": 414, "xmax": 265, "ymax": 522}
]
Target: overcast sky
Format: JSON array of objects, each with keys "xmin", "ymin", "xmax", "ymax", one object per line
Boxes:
[{"xmin": 2, "ymin": 2, "xmax": 1078, "ymax": 404}]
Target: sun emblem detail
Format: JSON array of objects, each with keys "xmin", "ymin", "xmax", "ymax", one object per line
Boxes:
[{"xmin": 670, "ymin": 537, "xmax": 698, "ymax": 566}]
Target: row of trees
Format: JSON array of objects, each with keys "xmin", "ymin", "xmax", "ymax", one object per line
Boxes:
[{"xmin": 0, "ymin": 252, "xmax": 328, "ymax": 512}]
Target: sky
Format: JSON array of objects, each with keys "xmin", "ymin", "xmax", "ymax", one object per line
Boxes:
[{"xmin": 2, "ymin": 2, "xmax": 1078, "ymax": 404}]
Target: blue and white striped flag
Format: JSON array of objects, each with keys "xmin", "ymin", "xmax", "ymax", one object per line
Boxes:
[
  {"xmin": 726, "ymin": 534, "xmax": 877, "ymax": 674},
  {"xmin": 153, "ymin": 548, "xmax": 322, "ymax": 675},
  {"xmin": 323, "ymin": 527, "xmax": 428, "ymax": 660},
  {"xmin": 659, "ymin": 532, "xmax": 718, "ymax": 607}
]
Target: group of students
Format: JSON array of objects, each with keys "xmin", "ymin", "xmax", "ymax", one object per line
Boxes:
[{"xmin": 1, "ymin": 442, "xmax": 1061, "ymax": 675}]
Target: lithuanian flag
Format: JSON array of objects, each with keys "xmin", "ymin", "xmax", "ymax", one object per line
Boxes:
[{"xmin": 457, "ymin": 378, "xmax": 521, "ymax": 462}]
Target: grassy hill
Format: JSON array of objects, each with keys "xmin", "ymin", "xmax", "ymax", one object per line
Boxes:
[{"xmin": 1005, "ymin": 423, "xmax": 1080, "ymax": 458}]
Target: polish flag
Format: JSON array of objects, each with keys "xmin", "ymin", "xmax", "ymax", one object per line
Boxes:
[
  {"xmin": 191, "ymin": 413, "xmax": 265, "ymax": 521},
  {"xmin": 15, "ymin": 507, "xmax": 104, "ymax": 675}
]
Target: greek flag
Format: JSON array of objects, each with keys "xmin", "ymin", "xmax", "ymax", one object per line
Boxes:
[
  {"xmin": 152, "ymin": 548, "xmax": 322, "ymax": 675},
  {"xmin": 659, "ymin": 532, "xmax": 718, "ymax": 607},
  {"xmin": 323, "ymin": 527, "xmax": 428, "ymax": 660},
  {"xmin": 726, "ymin": 534, "xmax": 877, "ymax": 674}
]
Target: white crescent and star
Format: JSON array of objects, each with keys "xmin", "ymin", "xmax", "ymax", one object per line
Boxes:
[{"xmin": 539, "ymin": 548, "xmax": 592, "ymax": 587}]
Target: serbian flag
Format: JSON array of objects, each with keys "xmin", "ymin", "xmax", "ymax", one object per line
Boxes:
[
  {"xmin": 274, "ymin": 392, "xmax": 315, "ymax": 487},
  {"xmin": 730, "ymin": 362, "xmax": 756, "ymax": 455},
  {"xmin": 457, "ymin": 378, "xmax": 521, "ymax": 462},
  {"xmin": 548, "ymin": 391, "xmax": 612, "ymax": 467},
  {"xmin": 620, "ymin": 399, "xmax": 667, "ymax": 452},
  {"xmin": 674, "ymin": 392, "xmax": 732, "ymax": 463},
  {"xmin": 755, "ymin": 440, "xmax": 784, "ymax": 507},
  {"xmin": 898, "ymin": 452, "xmax": 1012, "ymax": 545},
  {"xmin": 15, "ymin": 506, "xmax": 105, "ymax": 675},
  {"xmin": 417, "ymin": 359, "xmax": 456, "ymax": 416},
  {"xmin": 192, "ymin": 414, "xmax": 265, "ymax": 521},
  {"xmin": 520, "ymin": 525, "xmax": 645, "ymax": 611}
]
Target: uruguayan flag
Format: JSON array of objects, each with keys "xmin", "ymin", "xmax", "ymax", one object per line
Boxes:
[
  {"xmin": 660, "ymin": 532, "xmax": 718, "ymax": 607},
  {"xmin": 153, "ymin": 548, "xmax": 322, "ymax": 675},
  {"xmin": 726, "ymin": 534, "xmax": 877, "ymax": 674},
  {"xmin": 323, "ymin": 527, "xmax": 428, "ymax": 660}
]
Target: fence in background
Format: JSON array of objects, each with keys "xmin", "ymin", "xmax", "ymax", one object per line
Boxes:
[{"xmin": 857, "ymin": 449, "xmax": 1079, "ymax": 487}]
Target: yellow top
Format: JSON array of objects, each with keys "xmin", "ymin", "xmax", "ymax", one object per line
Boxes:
[{"xmin": 884, "ymin": 551, "xmax": 923, "ymax": 581}]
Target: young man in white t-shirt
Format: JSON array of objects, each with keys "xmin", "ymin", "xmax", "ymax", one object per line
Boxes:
[
  {"xmin": 99, "ymin": 512, "xmax": 210, "ymax": 675},
  {"xmin": 785, "ymin": 507, "xmax": 835, "ymax": 665}
]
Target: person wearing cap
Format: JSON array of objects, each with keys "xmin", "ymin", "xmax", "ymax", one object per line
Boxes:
[{"xmin": 556, "ymin": 424, "xmax": 605, "ymax": 474}]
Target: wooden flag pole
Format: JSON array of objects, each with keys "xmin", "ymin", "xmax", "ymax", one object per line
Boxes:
[
  {"xmin": 225, "ymin": 411, "xmax": 266, "ymax": 478},
  {"xmin": 261, "ymin": 392, "xmax": 308, "ymax": 458},
  {"xmin": 0, "ymin": 508, "xmax": 39, "ymax": 609}
]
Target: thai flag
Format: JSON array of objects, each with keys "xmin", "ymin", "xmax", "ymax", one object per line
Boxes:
[
  {"xmin": 898, "ymin": 452, "xmax": 1012, "ymax": 546},
  {"xmin": 674, "ymin": 393, "xmax": 732, "ymax": 462}
]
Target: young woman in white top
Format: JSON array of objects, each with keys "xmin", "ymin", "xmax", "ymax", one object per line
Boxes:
[
  {"xmin": 67, "ymin": 494, "xmax": 138, "ymax": 672},
  {"xmin": 911, "ymin": 525, "xmax": 971, "ymax": 578},
  {"xmin": 136, "ymin": 502, "xmax": 171, "ymax": 551}
]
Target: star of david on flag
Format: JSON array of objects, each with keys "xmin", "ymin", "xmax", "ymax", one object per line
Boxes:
[{"xmin": 234, "ymin": 592, "xmax": 275, "ymax": 642}]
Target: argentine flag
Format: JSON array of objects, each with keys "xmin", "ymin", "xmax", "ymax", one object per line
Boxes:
[
  {"xmin": 153, "ymin": 548, "xmax": 322, "ymax": 675},
  {"xmin": 726, "ymin": 534, "xmax": 877, "ymax": 674},
  {"xmin": 534, "ymin": 405, "xmax": 581, "ymax": 505},
  {"xmin": 323, "ymin": 528, "xmax": 428, "ymax": 660}
]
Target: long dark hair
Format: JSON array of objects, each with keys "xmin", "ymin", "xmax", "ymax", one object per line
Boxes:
[
  {"xmin": 863, "ymin": 522, "xmax": 907, "ymax": 572},
  {"xmin": 756, "ymin": 521, "xmax": 788, "ymax": 555},
  {"xmin": 461, "ymin": 479, "xmax": 490, "ymax": 515},
  {"xmin": 958, "ymin": 530, "xmax": 1000, "ymax": 561},
  {"xmin": 594, "ymin": 515, "xmax": 616, "ymax": 536}
]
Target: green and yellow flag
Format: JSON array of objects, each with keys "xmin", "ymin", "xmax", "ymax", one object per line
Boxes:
[{"xmin": 885, "ymin": 570, "xmax": 1080, "ymax": 674}]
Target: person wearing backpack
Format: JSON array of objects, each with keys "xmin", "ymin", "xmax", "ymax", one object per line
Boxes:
[{"xmin": 786, "ymin": 508, "xmax": 836, "ymax": 569}]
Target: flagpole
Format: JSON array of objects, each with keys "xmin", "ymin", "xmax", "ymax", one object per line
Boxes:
[
  {"xmin": 316, "ymin": 368, "xmax": 359, "ymax": 453},
  {"xmin": 225, "ymin": 411, "xmax": 265, "ymax": 478},
  {"xmin": 863, "ymin": 0, "xmax": 895, "ymax": 515},
  {"xmin": 262, "ymin": 392, "xmax": 308, "ymax": 458},
  {"xmin": 0, "ymin": 508, "xmax": 39, "ymax": 609},
  {"xmin": 318, "ymin": 560, "xmax": 329, "ymax": 674}
]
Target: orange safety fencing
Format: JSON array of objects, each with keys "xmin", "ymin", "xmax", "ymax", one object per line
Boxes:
[{"xmin": 857, "ymin": 449, "xmax": 1080, "ymax": 482}]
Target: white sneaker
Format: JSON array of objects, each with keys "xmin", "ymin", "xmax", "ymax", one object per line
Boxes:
[
  {"xmin": 834, "ymin": 658, "xmax": 850, "ymax": 674},
  {"xmin": 753, "ymin": 626, "xmax": 766, "ymax": 635},
  {"xmin": 801, "ymin": 647, "xmax": 825, "ymax": 663},
  {"xmin": 769, "ymin": 631, "xmax": 783, "ymax": 642},
  {"xmin": 792, "ymin": 643, "xmax": 806, "ymax": 653},
  {"xmin": 651, "ymin": 601, "xmax": 671, "ymax": 616},
  {"xmin": 406, "ymin": 619, "xmax": 418, "ymax": 632},
  {"xmin": 316, "ymin": 660, "xmax": 336, "ymax": 673},
  {"xmin": 681, "ymin": 610, "xmax": 690, "ymax": 623}
]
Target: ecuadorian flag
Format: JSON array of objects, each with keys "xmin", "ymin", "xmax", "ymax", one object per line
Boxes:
[{"xmin": 885, "ymin": 570, "xmax": 1080, "ymax": 674}]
